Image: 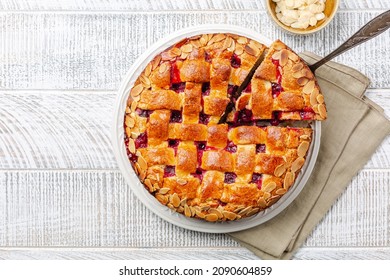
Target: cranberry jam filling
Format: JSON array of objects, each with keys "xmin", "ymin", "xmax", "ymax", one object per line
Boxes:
[
  {"xmin": 236, "ymin": 109, "xmax": 253, "ymax": 124},
  {"xmin": 225, "ymin": 141, "xmax": 237, "ymax": 153},
  {"xmin": 256, "ymin": 144, "xmax": 266, "ymax": 153},
  {"xmin": 270, "ymin": 111, "xmax": 282, "ymax": 126},
  {"xmin": 170, "ymin": 82, "xmax": 186, "ymax": 93},
  {"xmin": 272, "ymin": 59, "xmax": 282, "ymax": 84},
  {"xmin": 228, "ymin": 84, "xmax": 238, "ymax": 97},
  {"xmin": 196, "ymin": 141, "xmax": 206, "ymax": 151},
  {"xmin": 199, "ymin": 112, "xmax": 210, "ymax": 125},
  {"xmin": 191, "ymin": 168, "xmax": 204, "ymax": 181},
  {"xmin": 135, "ymin": 132, "xmax": 148, "ymax": 149},
  {"xmin": 136, "ymin": 108, "xmax": 151, "ymax": 118},
  {"xmin": 231, "ymin": 53, "xmax": 241, "ymax": 68},
  {"xmin": 271, "ymin": 82, "xmax": 283, "ymax": 98},
  {"xmin": 170, "ymin": 110, "xmax": 182, "ymax": 123},
  {"xmin": 251, "ymin": 173, "xmax": 263, "ymax": 189},
  {"xmin": 201, "ymin": 82, "xmax": 210, "ymax": 96},
  {"xmin": 243, "ymin": 83, "xmax": 252, "ymax": 93},
  {"xmin": 164, "ymin": 166, "xmax": 176, "ymax": 177},
  {"xmin": 170, "ymin": 62, "xmax": 181, "ymax": 84},
  {"xmin": 224, "ymin": 172, "xmax": 237, "ymax": 184},
  {"xmin": 205, "ymin": 52, "xmax": 212, "ymax": 63},
  {"xmin": 300, "ymin": 107, "xmax": 315, "ymax": 120}
]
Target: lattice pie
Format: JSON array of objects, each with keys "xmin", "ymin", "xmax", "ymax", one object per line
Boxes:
[{"xmin": 124, "ymin": 34, "xmax": 327, "ymax": 222}]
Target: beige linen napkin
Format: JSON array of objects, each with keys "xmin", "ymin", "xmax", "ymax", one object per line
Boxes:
[{"xmin": 228, "ymin": 52, "xmax": 390, "ymax": 260}]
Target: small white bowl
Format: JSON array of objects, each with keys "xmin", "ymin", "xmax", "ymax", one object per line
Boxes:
[{"xmin": 266, "ymin": 0, "xmax": 340, "ymax": 35}]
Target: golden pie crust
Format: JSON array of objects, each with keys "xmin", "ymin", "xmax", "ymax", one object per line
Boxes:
[{"xmin": 124, "ymin": 34, "xmax": 326, "ymax": 222}]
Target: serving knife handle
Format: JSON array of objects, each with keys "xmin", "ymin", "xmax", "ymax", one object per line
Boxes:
[{"xmin": 309, "ymin": 10, "xmax": 390, "ymax": 72}]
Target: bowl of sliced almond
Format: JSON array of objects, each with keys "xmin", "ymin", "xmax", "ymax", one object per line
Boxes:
[{"xmin": 266, "ymin": 0, "xmax": 339, "ymax": 35}]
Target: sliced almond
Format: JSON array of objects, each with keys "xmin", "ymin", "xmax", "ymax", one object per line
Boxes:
[
  {"xmin": 293, "ymin": 71, "xmax": 305, "ymax": 79},
  {"xmin": 205, "ymin": 213, "xmax": 219, "ymax": 222},
  {"xmin": 144, "ymin": 178, "xmax": 152, "ymax": 191},
  {"xmin": 140, "ymin": 74, "xmax": 151, "ymax": 88},
  {"xmin": 177, "ymin": 178, "xmax": 187, "ymax": 186},
  {"xmin": 297, "ymin": 141, "xmax": 310, "ymax": 157},
  {"xmin": 191, "ymin": 39, "xmax": 201, "ymax": 48},
  {"xmin": 144, "ymin": 63, "xmax": 152, "ymax": 77},
  {"xmin": 199, "ymin": 34, "xmax": 208, "ymax": 46},
  {"xmin": 171, "ymin": 193, "xmax": 180, "ymax": 208},
  {"xmin": 279, "ymin": 49, "xmax": 289, "ymax": 66},
  {"xmin": 288, "ymin": 51, "xmax": 299, "ymax": 62},
  {"xmin": 180, "ymin": 51, "xmax": 188, "ymax": 60},
  {"xmin": 125, "ymin": 116, "xmax": 135, "ymax": 128},
  {"xmin": 131, "ymin": 131, "xmax": 140, "ymax": 139},
  {"xmin": 130, "ymin": 84, "xmax": 143, "ymax": 98},
  {"xmin": 159, "ymin": 63, "xmax": 168, "ymax": 74},
  {"xmin": 222, "ymin": 36, "xmax": 233, "ymax": 50},
  {"xmin": 271, "ymin": 50, "xmax": 282, "ymax": 60},
  {"xmin": 263, "ymin": 182, "xmax": 277, "ymax": 193},
  {"xmin": 130, "ymin": 100, "xmax": 138, "ymax": 112},
  {"xmin": 138, "ymin": 155, "xmax": 148, "ymax": 170},
  {"xmin": 247, "ymin": 208, "xmax": 259, "ymax": 217},
  {"xmin": 208, "ymin": 34, "xmax": 225, "ymax": 46},
  {"xmin": 292, "ymin": 63, "xmax": 303, "ymax": 72},
  {"xmin": 208, "ymin": 208, "xmax": 223, "ymax": 219},
  {"xmin": 273, "ymin": 41, "xmax": 285, "ymax": 50},
  {"xmin": 297, "ymin": 77, "xmax": 309, "ymax": 86},
  {"xmin": 318, "ymin": 104, "xmax": 327, "ymax": 118},
  {"xmin": 171, "ymin": 47, "xmax": 182, "ymax": 57},
  {"xmin": 284, "ymin": 172, "xmax": 294, "ymax": 190},
  {"xmin": 258, "ymin": 197, "xmax": 267, "ymax": 208},
  {"xmin": 267, "ymin": 195, "xmax": 280, "ymax": 207},
  {"xmin": 244, "ymin": 45, "xmax": 258, "ymax": 56},
  {"xmin": 237, "ymin": 36, "xmax": 248, "ymax": 44},
  {"xmin": 300, "ymin": 134, "xmax": 310, "ymax": 140},
  {"xmin": 263, "ymin": 192, "xmax": 271, "ymax": 200},
  {"xmin": 181, "ymin": 44, "xmax": 193, "ymax": 53},
  {"xmin": 184, "ymin": 204, "xmax": 192, "ymax": 217},
  {"xmin": 316, "ymin": 94, "xmax": 325, "ymax": 104},
  {"xmin": 291, "ymin": 157, "xmax": 305, "ymax": 173},
  {"xmin": 156, "ymin": 194, "xmax": 168, "ymax": 205},
  {"xmin": 310, "ymin": 90, "xmax": 319, "ymax": 106},
  {"xmin": 274, "ymin": 163, "xmax": 286, "ymax": 177},
  {"xmin": 276, "ymin": 188, "xmax": 287, "ymax": 195},
  {"xmin": 302, "ymin": 80, "xmax": 315, "ymax": 94},
  {"xmin": 227, "ymin": 40, "xmax": 236, "ymax": 52},
  {"xmin": 128, "ymin": 138, "xmax": 136, "ymax": 153},
  {"xmin": 313, "ymin": 104, "xmax": 319, "ymax": 114},
  {"xmin": 238, "ymin": 206, "xmax": 253, "ymax": 216},
  {"xmin": 195, "ymin": 210, "xmax": 205, "ymax": 219},
  {"xmin": 223, "ymin": 211, "xmax": 236, "ymax": 221},
  {"xmin": 151, "ymin": 55, "xmax": 161, "ymax": 70},
  {"xmin": 235, "ymin": 43, "xmax": 244, "ymax": 55}
]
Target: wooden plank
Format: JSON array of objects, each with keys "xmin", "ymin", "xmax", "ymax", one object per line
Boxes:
[
  {"xmin": 0, "ymin": 247, "xmax": 389, "ymax": 260},
  {"xmin": 0, "ymin": 0, "xmax": 388, "ymax": 11},
  {"xmin": 0, "ymin": 11, "xmax": 390, "ymax": 90},
  {"xmin": 0, "ymin": 248, "xmax": 258, "ymax": 260},
  {"xmin": 0, "ymin": 170, "xmax": 388, "ymax": 248},
  {"xmin": 0, "ymin": 90, "xmax": 388, "ymax": 170}
]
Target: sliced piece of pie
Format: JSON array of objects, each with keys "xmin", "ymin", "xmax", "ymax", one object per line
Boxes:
[
  {"xmin": 251, "ymin": 40, "xmax": 327, "ymax": 121},
  {"xmin": 124, "ymin": 34, "xmax": 322, "ymax": 222}
]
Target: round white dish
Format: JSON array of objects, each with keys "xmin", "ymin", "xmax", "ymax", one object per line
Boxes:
[{"xmin": 112, "ymin": 24, "xmax": 321, "ymax": 233}]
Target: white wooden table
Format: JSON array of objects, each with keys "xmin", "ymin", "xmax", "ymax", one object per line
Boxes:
[{"xmin": 0, "ymin": 0, "xmax": 389, "ymax": 260}]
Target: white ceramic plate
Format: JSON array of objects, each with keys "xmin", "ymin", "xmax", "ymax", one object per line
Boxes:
[{"xmin": 112, "ymin": 24, "xmax": 321, "ymax": 233}]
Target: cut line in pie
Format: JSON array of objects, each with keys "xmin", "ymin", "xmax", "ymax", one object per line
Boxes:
[{"xmin": 123, "ymin": 33, "xmax": 327, "ymax": 222}]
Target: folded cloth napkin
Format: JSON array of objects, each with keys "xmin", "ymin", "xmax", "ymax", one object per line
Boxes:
[{"xmin": 228, "ymin": 52, "xmax": 390, "ymax": 260}]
